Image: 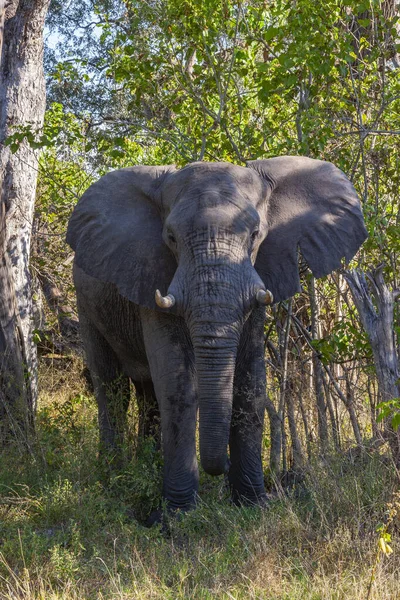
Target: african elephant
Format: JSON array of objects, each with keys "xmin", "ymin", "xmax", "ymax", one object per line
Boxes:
[{"xmin": 67, "ymin": 157, "xmax": 367, "ymax": 514}]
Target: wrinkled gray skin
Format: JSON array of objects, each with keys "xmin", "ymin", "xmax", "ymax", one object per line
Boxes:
[{"xmin": 67, "ymin": 157, "xmax": 367, "ymax": 514}]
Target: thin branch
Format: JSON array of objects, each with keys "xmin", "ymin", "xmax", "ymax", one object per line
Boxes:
[{"xmin": 337, "ymin": 129, "xmax": 400, "ymax": 136}]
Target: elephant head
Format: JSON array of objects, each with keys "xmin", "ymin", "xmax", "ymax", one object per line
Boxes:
[{"xmin": 67, "ymin": 157, "xmax": 367, "ymax": 475}]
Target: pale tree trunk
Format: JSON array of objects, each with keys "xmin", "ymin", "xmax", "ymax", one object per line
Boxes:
[
  {"xmin": 265, "ymin": 394, "xmax": 281, "ymax": 476},
  {"xmin": 286, "ymin": 376, "xmax": 305, "ymax": 471},
  {"xmin": 0, "ymin": 1, "xmax": 5, "ymax": 59},
  {"xmin": 0, "ymin": 0, "xmax": 51, "ymax": 422},
  {"xmin": 308, "ymin": 275, "xmax": 329, "ymax": 451},
  {"xmin": 332, "ymin": 273, "xmax": 345, "ymax": 383},
  {"xmin": 322, "ymin": 374, "xmax": 340, "ymax": 449},
  {"xmin": 278, "ymin": 301, "xmax": 292, "ymax": 476},
  {"xmin": 297, "ymin": 375, "xmax": 312, "ymax": 460},
  {"xmin": 0, "ymin": 201, "xmax": 31, "ymax": 444},
  {"xmin": 265, "ymin": 323, "xmax": 282, "ymax": 476},
  {"xmin": 344, "ymin": 266, "xmax": 400, "ymax": 467}
]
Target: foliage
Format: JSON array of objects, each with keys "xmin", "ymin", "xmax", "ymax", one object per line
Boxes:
[
  {"xmin": 377, "ymin": 398, "xmax": 400, "ymax": 431},
  {"xmin": 310, "ymin": 312, "xmax": 372, "ymax": 365},
  {"xmin": 367, "ymin": 491, "xmax": 400, "ymax": 600}
]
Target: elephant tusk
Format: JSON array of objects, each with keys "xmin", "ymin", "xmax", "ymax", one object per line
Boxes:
[
  {"xmin": 256, "ymin": 289, "xmax": 274, "ymax": 305},
  {"xmin": 155, "ymin": 289, "xmax": 176, "ymax": 309}
]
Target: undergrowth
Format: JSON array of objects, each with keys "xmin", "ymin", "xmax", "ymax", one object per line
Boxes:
[{"xmin": 0, "ymin": 358, "xmax": 398, "ymax": 599}]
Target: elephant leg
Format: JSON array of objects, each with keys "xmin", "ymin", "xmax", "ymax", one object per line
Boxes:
[
  {"xmin": 140, "ymin": 308, "xmax": 198, "ymax": 512},
  {"xmin": 229, "ymin": 307, "xmax": 267, "ymax": 505},
  {"xmin": 133, "ymin": 380, "xmax": 161, "ymax": 446},
  {"xmin": 78, "ymin": 310, "xmax": 130, "ymax": 460}
]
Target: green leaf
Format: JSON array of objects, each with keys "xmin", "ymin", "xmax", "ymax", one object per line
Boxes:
[
  {"xmin": 264, "ymin": 27, "xmax": 280, "ymax": 42},
  {"xmin": 391, "ymin": 413, "xmax": 400, "ymax": 431}
]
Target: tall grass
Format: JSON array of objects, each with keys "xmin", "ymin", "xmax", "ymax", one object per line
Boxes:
[{"xmin": 0, "ymin": 358, "xmax": 398, "ymax": 599}]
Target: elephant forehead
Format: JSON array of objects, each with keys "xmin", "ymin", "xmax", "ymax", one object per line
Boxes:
[
  {"xmin": 162, "ymin": 162, "xmax": 264, "ymax": 205},
  {"xmin": 167, "ymin": 190, "xmax": 260, "ymax": 233}
]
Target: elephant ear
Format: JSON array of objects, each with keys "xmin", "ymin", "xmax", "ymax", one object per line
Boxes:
[
  {"xmin": 66, "ymin": 165, "xmax": 177, "ymax": 310},
  {"xmin": 247, "ymin": 156, "xmax": 368, "ymax": 303}
]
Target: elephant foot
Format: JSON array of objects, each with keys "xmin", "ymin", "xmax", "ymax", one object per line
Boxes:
[
  {"xmin": 144, "ymin": 508, "xmax": 164, "ymax": 528},
  {"xmin": 144, "ymin": 500, "xmax": 196, "ymax": 528},
  {"xmin": 230, "ymin": 489, "xmax": 272, "ymax": 508}
]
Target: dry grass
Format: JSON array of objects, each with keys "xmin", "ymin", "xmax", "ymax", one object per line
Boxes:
[{"xmin": 0, "ymin": 358, "xmax": 398, "ymax": 600}]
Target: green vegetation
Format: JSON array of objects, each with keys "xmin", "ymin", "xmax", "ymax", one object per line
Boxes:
[{"xmin": 0, "ymin": 361, "xmax": 398, "ymax": 599}]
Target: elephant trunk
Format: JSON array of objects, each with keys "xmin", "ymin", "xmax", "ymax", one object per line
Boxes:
[
  {"xmin": 191, "ymin": 321, "xmax": 240, "ymax": 476},
  {"xmin": 184, "ymin": 256, "xmax": 258, "ymax": 476}
]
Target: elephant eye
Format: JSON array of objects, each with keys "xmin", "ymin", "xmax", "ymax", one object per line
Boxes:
[
  {"xmin": 167, "ymin": 232, "xmax": 177, "ymax": 245},
  {"xmin": 251, "ymin": 230, "xmax": 259, "ymax": 242}
]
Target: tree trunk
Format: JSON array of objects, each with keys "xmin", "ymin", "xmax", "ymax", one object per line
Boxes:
[
  {"xmin": 0, "ymin": 0, "xmax": 51, "ymax": 418},
  {"xmin": 286, "ymin": 376, "xmax": 305, "ymax": 471},
  {"xmin": 265, "ymin": 394, "xmax": 281, "ymax": 476},
  {"xmin": 297, "ymin": 375, "xmax": 312, "ymax": 460},
  {"xmin": 322, "ymin": 373, "xmax": 340, "ymax": 449},
  {"xmin": 277, "ymin": 300, "xmax": 292, "ymax": 476},
  {"xmin": 308, "ymin": 275, "xmax": 329, "ymax": 451},
  {"xmin": 0, "ymin": 1, "xmax": 5, "ymax": 59},
  {"xmin": 344, "ymin": 266, "xmax": 400, "ymax": 466},
  {"xmin": 38, "ymin": 271, "xmax": 79, "ymax": 340},
  {"xmin": 0, "ymin": 201, "xmax": 31, "ymax": 444}
]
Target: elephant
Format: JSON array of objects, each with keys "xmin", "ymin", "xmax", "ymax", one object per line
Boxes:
[{"xmin": 66, "ymin": 156, "xmax": 367, "ymax": 515}]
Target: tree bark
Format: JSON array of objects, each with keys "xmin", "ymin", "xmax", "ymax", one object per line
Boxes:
[
  {"xmin": 38, "ymin": 271, "xmax": 79, "ymax": 341},
  {"xmin": 278, "ymin": 300, "xmax": 292, "ymax": 476},
  {"xmin": 264, "ymin": 322, "xmax": 282, "ymax": 476},
  {"xmin": 0, "ymin": 201, "xmax": 31, "ymax": 443},
  {"xmin": 322, "ymin": 373, "xmax": 340, "ymax": 449},
  {"xmin": 286, "ymin": 376, "xmax": 305, "ymax": 471},
  {"xmin": 0, "ymin": 0, "xmax": 51, "ymax": 417},
  {"xmin": 344, "ymin": 266, "xmax": 400, "ymax": 466},
  {"xmin": 297, "ymin": 375, "xmax": 313, "ymax": 460},
  {"xmin": 265, "ymin": 394, "xmax": 281, "ymax": 476},
  {"xmin": 0, "ymin": 1, "xmax": 5, "ymax": 60},
  {"xmin": 308, "ymin": 275, "xmax": 329, "ymax": 451}
]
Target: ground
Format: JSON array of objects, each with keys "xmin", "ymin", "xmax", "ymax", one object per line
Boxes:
[{"xmin": 0, "ymin": 358, "xmax": 399, "ymax": 599}]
